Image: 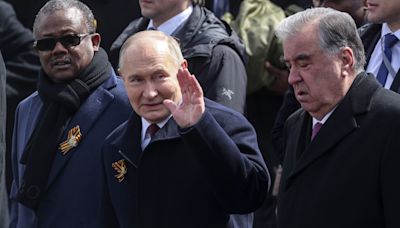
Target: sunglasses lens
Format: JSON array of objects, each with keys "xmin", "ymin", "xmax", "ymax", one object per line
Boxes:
[
  {"xmin": 59, "ymin": 35, "xmax": 81, "ymax": 48},
  {"xmin": 34, "ymin": 34, "xmax": 85, "ymax": 51},
  {"xmin": 35, "ymin": 38, "xmax": 57, "ymax": 51}
]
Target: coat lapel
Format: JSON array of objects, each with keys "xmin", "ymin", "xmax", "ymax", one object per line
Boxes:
[
  {"xmin": 115, "ymin": 116, "xmax": 181, "ymax": 168},
  {"xmin": 47, "ymin": 84, "xmax": 115, "ymax": 187}
]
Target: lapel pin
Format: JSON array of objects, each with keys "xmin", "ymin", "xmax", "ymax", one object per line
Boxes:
[
  {"xmin": 112, "ymin": 159, "xmax": 127, "ymax": 183},
  {"xmin": 59, "ymin": 125, "xmax": 82, "ymax": 155}
]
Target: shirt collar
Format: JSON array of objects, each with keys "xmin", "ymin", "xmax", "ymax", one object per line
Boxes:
[
  {"xmin": 312, "ymin": 107, "xmax": 335, "ymax": 128},
  {"xmin": 147, "ymin": 5, "xmax": 193, "ymax": 35},
  {"xmin": 381, "ymin": 23, "xmax": 400, "ymax": 40},
  {"xmin": 141, "ymin": 116, "xmax": 170, "ymax": 141}
]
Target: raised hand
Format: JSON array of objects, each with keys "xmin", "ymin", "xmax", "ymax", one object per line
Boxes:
[{"xmin": 163, "ymin": 68, "xmax": 205, "ymax": 128}]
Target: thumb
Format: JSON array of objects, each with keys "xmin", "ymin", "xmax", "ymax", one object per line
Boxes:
[{"xmin": 163, "ymin": 99, "xmax": 178, "ymax": 113}]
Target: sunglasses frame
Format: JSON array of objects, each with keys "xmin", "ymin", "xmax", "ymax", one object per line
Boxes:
[{"xmin": 33, "ymin": 33, "xmax": 91, "ymax": 51}]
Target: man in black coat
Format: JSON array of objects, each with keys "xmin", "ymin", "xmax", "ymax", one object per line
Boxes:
[
  {"xmin": 101, "ymin": 31, "xmax": 269, "ymax": 227},
  {"xmin": 110, "ymin": 0, "xmax": 247, "ymax": 113},
  {"xmin": 276, "ymin": 7, "xmax": 400, "ymax": 228},
  {"xmin": 0, "ymin": 0, "xmax": 41, "ymax": 192}
]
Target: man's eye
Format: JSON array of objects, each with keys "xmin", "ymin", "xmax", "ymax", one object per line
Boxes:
[
  {"xmin": 298, "ymin": 62, "xmax": 310, "ymax": 68},
  {"xmin": 154, "ymin": 74, "xmax": 166, "ymax": 80},
  {"xmin": 129, "ymin": 77, "xmax": 142, "ymax": 83}
]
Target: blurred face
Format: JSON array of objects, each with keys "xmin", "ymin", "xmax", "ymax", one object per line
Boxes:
[
  {"xmin": 139, "ymin": 0, "xmax": 190, "ymax": 26},
  {"xmin": 284, "ymin": 24, "xmax": 351, "ymax": 120},
  {"xmin": 367, "ymin": 0, "xmax": 400, "ymax": 30},
  {"xmin": 321, "ymin": 1, "xmax": 367, "ymax": 27},
  {"xmin": 34, "ymin": 8, "xmax": 100, "ymax": 83},
  {"xmin": 119, "ymin": 39, "xmax": 183, "ymax": 123}
]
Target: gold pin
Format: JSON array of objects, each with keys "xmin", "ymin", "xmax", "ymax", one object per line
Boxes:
[
  {"xmin": 59, "ymin": 126, "xmax": 82, "ymax": 155},
  {"xmin": 112, "ymin": 159, "xmax": 127, "ymax": 183}
]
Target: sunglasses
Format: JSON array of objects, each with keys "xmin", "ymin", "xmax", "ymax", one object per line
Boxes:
[{"xmin": 33, "ymin": 33, "xmax": 90, "ymax": 51}]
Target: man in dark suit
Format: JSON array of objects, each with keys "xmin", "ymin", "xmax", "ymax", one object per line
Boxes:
[
  {"xmin": 101, "ymin": 30, "xmax": 270, "ymax": 227},
  {"xmin": 276, "ymin": 7, "xmax": 400, "ymax": 228},
  {"xmin": 9, "ymin": 1, "xmax": 131, "ymax": 227},
  {"xmin": 361, "ymin": 0, "xmax": 400, "ymax": 92}
]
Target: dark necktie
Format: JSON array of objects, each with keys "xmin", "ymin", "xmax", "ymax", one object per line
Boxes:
[
  {"xmin": 376, "ymin": 33, "xmax": 399, "ymax": 86},
  {"xmin": 311, "ymin": 122, "xmax": 323, "ymax": 140},
  {"xmin": 147, "ymin": 124, "xmax": 160, "ymax": 138}
]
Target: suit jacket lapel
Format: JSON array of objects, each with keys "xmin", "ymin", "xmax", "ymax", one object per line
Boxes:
[
  {"xmin": 47, "ymin": 85, "xmax": 115, "ymax": 187},
  {"xmin": 116, "ymin": 116, "xmax": 181, "ymax": 168}
]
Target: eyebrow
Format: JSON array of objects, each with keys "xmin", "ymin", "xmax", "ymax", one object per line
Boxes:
[{"xmin": 284, "ymin": 53, "xmax": 312, "ymax": 64}]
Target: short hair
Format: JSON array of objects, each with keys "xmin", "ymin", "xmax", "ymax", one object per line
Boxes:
[
  {"xmin": 119, "ymin": 31, "xmax": 184, "ymax": 69},
  {"xmin": 33, "ymin": 0, "xmax": 96, "ymax": 36},
  {"xmin": 276, "ymin": 7, "xmax": 366, "ymax": 73}
]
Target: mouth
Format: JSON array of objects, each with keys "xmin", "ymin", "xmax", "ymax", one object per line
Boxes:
[
  {"xmin": 51, "ymin": 58, "xmax": 72, "ymax": 69},
  {"xmin": 294, "ymin": 88, "xmax": 309, "ymax": 102}
]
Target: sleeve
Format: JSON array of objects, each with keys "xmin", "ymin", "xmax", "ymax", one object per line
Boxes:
[
  {"xmin": 180, "ymin": 109, "xmax": 270, "ymax": 214},
  {"xmin": 199, "ymin": 44, "xmax": 247, "ymax": 114},
  {"xmin": 9, "ymin": 103, "xmax": 22, "ymax": 228}
]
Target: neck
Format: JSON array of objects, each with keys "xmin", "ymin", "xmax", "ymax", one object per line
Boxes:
[{"xmin": 387, "ymin": 21, "xmax": 400, "ymax": 32}]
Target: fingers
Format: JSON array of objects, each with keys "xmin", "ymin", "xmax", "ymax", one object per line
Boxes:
[{"xmin": 177, "ymin": 68, "xmax": 203, "ymax": 101}]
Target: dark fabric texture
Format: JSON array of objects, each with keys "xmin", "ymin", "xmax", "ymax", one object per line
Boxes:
[
  {"xmin": 0, "ymin": 51, "xmax": 9, "ymax": 228},
  {"xmin": 0, "ymin": 0, "xmax": 41, "ymax": 192},
  {"xmin": 16, "ymin": 48, "xmax": 111, "ymax": 210}
]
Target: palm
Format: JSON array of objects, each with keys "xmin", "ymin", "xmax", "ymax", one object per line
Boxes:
[{"xmin": 163, "ymin": 68, "xmax": 205, "ymax": 128}]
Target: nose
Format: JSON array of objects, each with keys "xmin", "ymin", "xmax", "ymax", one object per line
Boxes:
[
  {"xmin": 288, "ymin": 67, "xmax": 302, "ymax": 85},
  {"xmin": 52, "ymin": 41, "xmax": 68, "ymax": 53},
  {"xmin": 143, "ymin": 82, "xmax": 158, "ymax": 99}
]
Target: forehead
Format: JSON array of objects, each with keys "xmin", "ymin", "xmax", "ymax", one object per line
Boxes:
[
  {"xmin": 121, "ymin": 39, "xmax": 176, "ymax": 72},
  {"xmin": 283, "ymin": 25, "xmax": 320, "ymax": 60},
  {"xmin": 35, "ymin": 8, "xmax": 86, "ymax": 37}
]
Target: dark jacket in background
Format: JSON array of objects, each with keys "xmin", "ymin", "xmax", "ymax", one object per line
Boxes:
[
  {"xmin": 110, "ymin": 5, "xmax": 248, "ymax": 114},
  {"xmin": 0, "ymin": 51, "xmax": 9, "ymax": 228},
  {"xmin": 0, "ymin": 0, "xmax": 40, "ymax": 192},
  {"xmin": 204, "ymin": 0, "xmax": 243, "ymax": 18}
]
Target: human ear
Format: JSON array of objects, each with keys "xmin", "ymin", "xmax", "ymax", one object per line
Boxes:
[
  {"xmin": 340, "ymin": 47, "xmax": 354, "ymax": 76},
  {"xmin": 91, "ymin": 33, "xmax": 101, "ymax": 51},
  {"xmin": 180, "ymin": 59, "xmax": 188, "ymax": 70}
]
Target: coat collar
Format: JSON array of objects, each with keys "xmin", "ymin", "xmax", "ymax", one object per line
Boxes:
[
  {"xmin": 47, "ymin": 73, "xmax": 119, "ymax": 187},
  {"xmin": 111, "ymin": 113, "xmax": 181, "ymax": 168},
  {"xmin": 285, "ymin": 72, "xmax": 381, "ymax": 184}
]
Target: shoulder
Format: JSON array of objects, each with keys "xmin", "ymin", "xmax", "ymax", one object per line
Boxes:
[{"xmin": 204, "ymin": 98, "xmax": 249, "ymax": 125}]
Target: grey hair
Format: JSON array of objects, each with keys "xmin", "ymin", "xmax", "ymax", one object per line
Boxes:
[
  {"xmin": 276, "ymin": 7, "xmax": 366, "ymax": 73},
  {"xmin": 33, "ymin": 0, "xmax": 96, "ymax": 36},
  {"xmin": 119, "ymin": 31, "xmax": 184, "ymax": 69}
]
